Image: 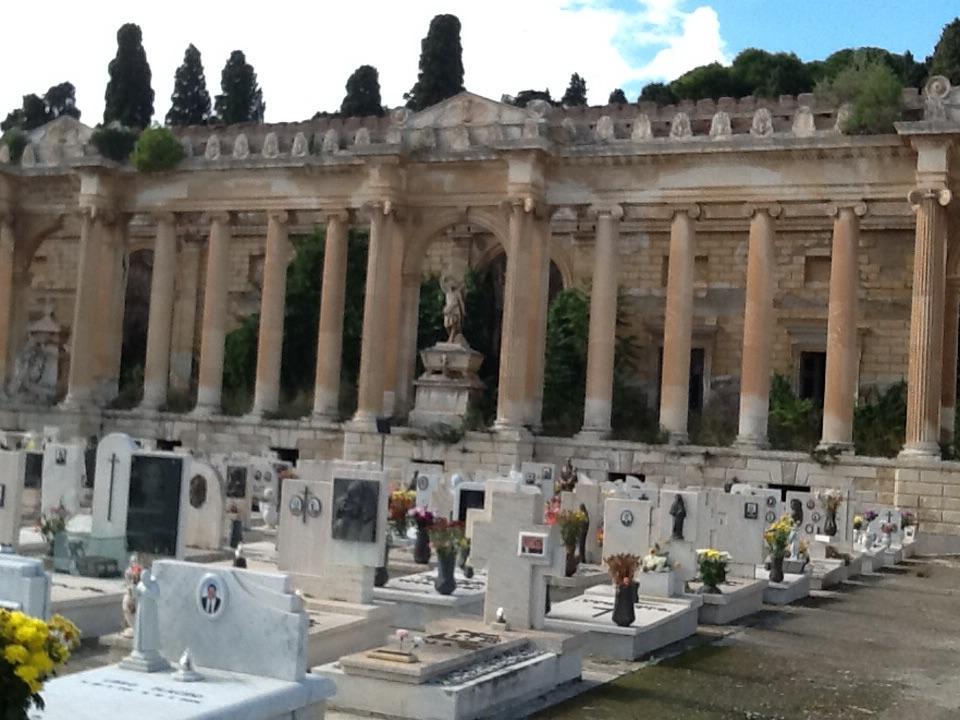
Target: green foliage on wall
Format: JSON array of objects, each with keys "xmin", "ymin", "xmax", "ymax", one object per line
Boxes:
[
  {"xmin": 816, "ymin": 57, "xmax": 904, "ymax": 134},
  {"xmin": 542, "ymin": 288, "xmax": 590, "ymax": 435},
  {"xmin": 767, "ymin": 374, "xmax": 822, "ymax": 452},
  {"xmin": 853, "ymin": 382, "xmax": 907, "ymax": 458},
  {"xmin": 131, "ymin": 126, "xmax": 184, "ymax": 171},
  {"xmin": 90, "ymin": 125, "xmax": 140, "ymax": 163}
]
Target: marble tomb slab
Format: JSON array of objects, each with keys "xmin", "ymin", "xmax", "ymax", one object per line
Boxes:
[
  {"xmin": 808, "ymin": 559, "xmax": 847, "ymax": 590},
  {"xmin": 546, "ymin": 563, "xmax": 609, "ymax": 602},
  {"xmin": 51, "ymin": 572, "xmax": 125, "ymax": 638},
  {"xmin": 686, "ymin": 576, "xmax": 766, "ymax": 625},
  {"xmin": 754, "ymin": 568, "xmax": 811, "ymax": 605},
  {"xmin": 373, "ymin": 568, "xmax": 486, "ymax": 631}
]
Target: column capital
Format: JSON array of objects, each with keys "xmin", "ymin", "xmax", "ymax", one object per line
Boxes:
[
  {"xmin": 201, "ymin": 210, "xmax": 232, "ymax": 226},
  {"xmin": 669, "ymin": 203, "xmax": 701, "ymax": 220},
  {"xmin": 501, "ymin": 196, "xmax": 546, "ymax": 217},
  {"xmin": 360, "ymin": 199, "xmax": 399, "ymax": 222},
  {"xmin": 267, "ymin": 209, "xmax": 290, "ymax": 225},
  {"xmin": 78, "ymin": 206, "xmax": 119, "ymax": 225},
  {"xmin": 743, "ymin": 202, "xmax": 782, "ymax": 219},
  {"xmin": 322, "ymin": 208, "xmax": 351, "ymax": 224},
  {"xmin": 153, "ymin": 211, "xmax": 177, "ymax": 226},
  {"xmin": 587, "ymin": 204, "xmax": 624, "ymax": 220},
  {"xmin": 908, "ymin": 187, "xmax": 952, "ymax": 209},
  {"xmin": 827, "ymin": 201, "xmax": 867, "ymax": 218}
]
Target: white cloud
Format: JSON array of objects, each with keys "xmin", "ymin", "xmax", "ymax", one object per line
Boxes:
[{"xmin": 0, "ymin": 1, "xmax": 728, "ymax": 124}]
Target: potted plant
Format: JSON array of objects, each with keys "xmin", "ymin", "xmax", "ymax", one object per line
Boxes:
[
  {"xmin": 764, "ymin": 515, "xmax": 794, "ymax": 583},
  {"xmin": 553, "ymin": 508, "xmax": 588, "ymax": 577},
  {"xmin": 900, "ymin": 511, "xmax": 915, "ymax": 532},
  {"xmin": 408, "ymin": 507, "xmax": 435, "ymax": 564},
  {"xmin": 388, "ymin": 488, "xmax": 416, "ymax": 542},
  {"xmin": 1, "ymin": 610, "xmax": 81, "ymax": 720},
  {"xmin": 605, "ymin": 553, "xmax": 640, "ymax": 627},
  {"xmin": 428, "ymin": 519, "xmax": 464, "ymax": 595},
  {"xmin": 863, "ymin": 510, "xmax": 879, "ymax": 546},
  {"xmin": 35, "ymin": 504, "xmax": 69, "ymax": 558},
  {"xmin": 852, "ymin": 514, "xmax": 864, "ymax": 546},
  {"xmin": 696, "ymin": 548, "xmax": 731, "ymax": 594},
  {"xmin": 817, "ymin": 490, "xmax": 842, "ymax": 536},
  {"xmin": 880, "ymin": 521, "xmax": 897, "ymax": 549}
]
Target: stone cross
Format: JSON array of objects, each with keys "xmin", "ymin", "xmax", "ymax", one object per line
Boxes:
[
  {"xmin": 468, "ymin": 480, "xmax": 564, "ymax": 629},
  {"xmin": 119, "ymin": 571, "xmax": 169, "ymax": 673}
]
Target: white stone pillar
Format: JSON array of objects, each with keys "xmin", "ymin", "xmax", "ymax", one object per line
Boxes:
[
  {"xmin": 312, "ymin": 212, "xmax": 349, "ymax": 420},
  {"xmin": 820, "ymin": 204, "xmax": 865, "ymax": 450},
  {"xmin": 902, "ymin": 188, "xmax": 952, "ymax": 457},
  {"xmin": 140, "ymin": 213, "xmax": 178, "ymax": 410},
  {"xmin": 168, "ymin": 238, "xmax": 201, "ymax": 394},
  {"xmin": 659, "ymin": 206, "xmax": 699, "ymax": 443},
  {"xmin": 194, "ymin": 212, "xmax": 231, "ymax": 414},
  {"xmin": 580, "ymin": 205, "xmax": 622, "ymax": 438},
  {"xmin": 251, "ymin": 211, "xmax": 290, "ymax": 417},
  {"xmin": 382, "ymin": 216, "xmax": 407, "ymax": 416},
  {"xmin": 353, "ymin": 202, "xmax": 393, "ymax": 427},
  {"xmin": 394, "ymin": 274, "xmax": 422, "ymax": 419},
  {"xmin": 525, "ymin": 212, "xmax": 552, "ymax": 430},
  {"xmin": 941, "ymin": 277, "xmax": 960, "ymax": 446},
  {"xmin": 736, "ymin": 205, "xmax": 780, "ymax": 447},
  {"xmin": 0, "ymin": 215, "xmax": 14, "ymax": 388}
]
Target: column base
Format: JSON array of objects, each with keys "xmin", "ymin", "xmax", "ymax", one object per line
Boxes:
[
  {"xmin": 576, "ymin": 427, "xmax": 611, "ymax": 442},
  {"xmin": 311, "ymin": 411, "xmax": 341, "ymax": 426},
  {"xmin": 190, "ymin": 404, "xmax": 219, "ymax": 418},
  {"xmin": 815, "ymin": 440, "xmax": 854, "ymax": 455},
  {"xmin": 348, "ymin": 413, "xmax": 380, "ymax": 433},
  {"xmin": 898, "ymin": 442, "xmax": 941, "ymax": 461},
  {"xmin": 734, "ymin": 435, "xmax": 768, "ymax": 451},
  {"xmin": 60, "ymin": 394, "xmax": 95, "ymax": 411},
  {"xmin": 666, "ymin": 431, "xmax": 689, "ymax": 445}
]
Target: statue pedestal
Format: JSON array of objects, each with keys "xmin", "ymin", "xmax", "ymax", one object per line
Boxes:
[{"xmin": 408, "ymin": 343, "xmax": 484, "ymax": 430}]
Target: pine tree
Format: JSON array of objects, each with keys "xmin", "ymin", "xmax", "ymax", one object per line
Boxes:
[
  {"xmin": 166, "ymin": 44, "xmax": 212, "ymax": 126},
  {"xmin": 214, "ymin": 51, "xmax": 265, "ymax": 124},
  {"xmin": 930, "ymin": 18, "xmax": 960, "ymax": 84},
  {"xmin": 561, "ymin": 73, "xmax": 588, "ymax": 107},
  {"xmin": 608, "ymin": 88, "xmax": 628, "ymax": 104},
  {"xmin": 103, "ymin": 23, "xmax": 154, "ymax": 128},
  {"xmin": 404, "ymin": 14, "xmax": 465, "ymax": 111},
  {"xmin": 340, "ymin": 65, "xmax": 385, "ymax": 117}
]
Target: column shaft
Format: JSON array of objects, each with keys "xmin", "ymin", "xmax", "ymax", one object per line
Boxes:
[
  {"xmin": 903, "ymin": 191, "xmax": 950, "ymax": 456},
  {"xmin": 381, "ymin": 220, "xmax": 406, "ymax": 416},
  {"xmin": 736, "ymin": 209, "xmax": 777, "ymax": 446},
  {"xmin": 252, "ymin": 212, "xmax": 290, "ymax": 416},
  {"xmin": 195, "ymin": 213, "xmax": 231, "ymax": 413},
  {"xmin": 525, "ymin": 215, "xmax": 551, "ymax": 429},
  {"xmin": 940, "ymin": 279, "xmax": 960, "ymax": 445},
  {"xmin": 168, "ymin": 241, "xmax": 201, "ymax": 393},
  {"xmin": 394, "ymin": 275, "xmax": 422, "ymax": 418},
  {"xmin": 353, "ymin": 205, "xmax": 392, "ymax": 424},
  {"xmin": 495, "ymin": 201, "xmax": 533, "ymax": 430},
  {"xmin": 141, "ymin": 215, "xmax": 178, "ymax": 410},
  {"xmin": 581, "ymin": 209, "xmax": 621, "ymax": 437},
  {"xmin": 820, "ymin": 207, "xmax": 861, "ymax": 448},
  {"xmin": 312, "ymin": 214, "xmax": 349, "ymax": 419},
  {"xmin": 659, "ymin": 210, "xmax": 697, "ymax": 443},
  {"xmin": 64, "ymin": 211, "xmax": 104, "ymax": 406},
  {"xmin": 0, "ymin": 219, "xmax": 14, "ymax": 387}
]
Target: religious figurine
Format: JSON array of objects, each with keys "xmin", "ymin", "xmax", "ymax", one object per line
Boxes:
[
  {"xmin": 789, "ymin": 498, "xmax": 804, "ymax": 526},
  {"xmin": 669, "ymin": 495, "xmax": 687, "ymax": 540},
  {"xmin": 557, "ymin": 459, "xmax": 578, "ymax": 494},
  {"xmin": 119, "ymin": 571, "xmax": 168, "ymax": 673},
  {"xmin": 121, "ymin": 553, "xmax": 142, "ymax": 638},
  {"xmin": 441, "ymin": 275, "xmax": 466, "ymax": 346},
  {"xmin": 260, "ymin": 487, "xmax": 278, "ymax": 528},
  {"xmin": 577, "ymin": 503, "xmax": 590, "ymax": 563}
]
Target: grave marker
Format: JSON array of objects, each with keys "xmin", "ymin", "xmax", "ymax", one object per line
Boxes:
[{"xmin": 0, "ymin": 451, "xmax": 26, "ymax": 550}]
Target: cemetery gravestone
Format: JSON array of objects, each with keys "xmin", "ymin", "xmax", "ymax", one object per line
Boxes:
[
  {"xmin": 42, "ymin": 442, "xmax": 86, "ymax": 516},
  {"xmin": 184, "ymin": 459, "xmax": 225, "ymax": 550},
  {"xmin": 0, "ymin": 451, "xmax": 26, "ymax": 549},
  {"xmin": 655, "ymin": 489, "xmax": 701, "ymax": 582},
  {"xmin": 786, "ymin": 489, "xmax": 850, "ymax": 544},
  {"xmin": 126, "ymin": 453, "xmax": 187, "ymax": 557},
  {"xmin": 701, "ymin": 489, "xmax": 779, "ymax": 574},
  {"xmin": 560, "ymin": 476, "xmax": 602, "ymax": 563},
  {"xmin": 601, "ymin": 497, "xmax": 653, "ymax": 559},
  {"xmin": 0, "ymin": 553, "xmax": 49, "ymax": 617}
]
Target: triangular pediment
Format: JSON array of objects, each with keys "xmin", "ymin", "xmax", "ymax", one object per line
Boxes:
[{"xmin": 405, "ymin": 91, "xmax": 540, "ymax": 129}]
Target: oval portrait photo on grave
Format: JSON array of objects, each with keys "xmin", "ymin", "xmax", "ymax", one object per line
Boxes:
[{"xmin": 197, "ymin": 573, "xmax": 227, "ymax": 619}]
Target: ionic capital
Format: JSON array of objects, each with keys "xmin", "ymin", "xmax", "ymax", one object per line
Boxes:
[
  {"xmin": 908, "ymin": 187, "xmax": 952, "ymax": 210},
  {"xmin": 743, "ymin": 202, "xmax": 782, "ymax": 219},
  {"xmin": 153, "ymin": 211, "xmax": 177, "ymax": 227},
  {"xmin": 587, "ymin": 203, "xmax": 624, "ymax": 220},
  {"xmin": 670, "ymin": 203, "xmax": 701, "ymax": 220},
  {"xmin": 267, "ymin": 209, "xmax": 290, "ymax": 225},
  {"xmin": 201, "ymin": 210, "xmax": 232, "ymax": 226},
  {"xmin": 322, "ymin": 208, "xmax": 351, "ymax": 225},
  {"xmin": 827, "ymin": 201, "xmax": 867, "ymax": 218}
]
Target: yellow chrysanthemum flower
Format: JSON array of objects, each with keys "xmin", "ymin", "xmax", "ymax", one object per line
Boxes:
[{"xmin": 3, "ymin": 643, "xmax": 29, "ymax": 665}]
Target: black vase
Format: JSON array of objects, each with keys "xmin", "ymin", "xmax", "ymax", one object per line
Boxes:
[
  {"xmin": 414, "ymin": 528, "xmax": 431, "ymax": 565},
  {"xmin": 824, "ymin": 510, "xmax": 838, "ymax": 537},
  {"xmin": 565, "ymin": 547, "xmax": 579, "ymax": 578},
  {"xmin": 434, "ymin": 552, "xmax": 457, "ymax": 595},
  {"xmin": 375, "ymin": 544, "xmax": 390, "ymax": 587},
  {"xmin": 229, "ymin": 519, "xmax": 243, "ymax": 549},
  {"xmin": 769, "ymin": 553, "xmax": 785, "ymax": 584},
  {"xmin": 612, "ymin": 584, "xmax": 636, "ymax": 627},
  {"xmin": 545, "ymin": 583, "xmax": 552, "ymax": 615}
]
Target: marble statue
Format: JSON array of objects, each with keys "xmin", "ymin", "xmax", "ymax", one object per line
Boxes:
[
  {"xmin": 669, "ymin": 495, "xmax": 687, "ymax": 540},
  {"xmin": 119, "ymin": 570, "xmax": 168, "ymax": 672},
  {"xmin": 261, "ymin": 486, "xmax": 278, "ymax": 528},
  {"xmin": 441, "ymin": 275, "xmax": 466, "ymax": 346},
  {"xmin": 557, "ymin": 459, "xmax": 577, "ymax": 493},
  {"xmin": 789, "ymin": 498, "xmax": 803, "ymax": 526}
]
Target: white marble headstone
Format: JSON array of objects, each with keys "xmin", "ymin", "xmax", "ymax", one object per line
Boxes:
[
  {"xmin": 601, "ymin": 497, "xmax": 653, "ymax": 559},
  {"xmin": 184, "ymin": 459, "xmax": 225, "ymax": 551},
  {"xmin": 0, "ymin": 553, "xmax": 49, "ymax": 617},
  {"xmin": 41, "ymin": 442, "xmax": 86, "ymax": 516},
  {"xmin": 0, "ymin": 451, "xmax": 26, "ymax": 549},
  {"xmin": 91, "ymin": 433, "xmax": 137, "ymax": 540}
]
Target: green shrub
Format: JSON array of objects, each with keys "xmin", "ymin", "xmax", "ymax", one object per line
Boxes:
[
  {"xmin": 131, "ymin": 126, "xmax": 184, "ymax": 171},
  {"xmin": 815, "ymin": 57, "xmax": 903, "ymax": 134},
  {"xmin": 1, "ymin": 130, "xmax": 27, "ymax": 164},
  {"xmin": 767, "ymin": 374, "xmax": 822, "ymax": 451},
  {"xmin": 853, "ymin": 382, "xmax": 906, "ymax": 458},
  {"xmin": 91, "ymin": 125, "xmax": 140, "ymax": 163}
]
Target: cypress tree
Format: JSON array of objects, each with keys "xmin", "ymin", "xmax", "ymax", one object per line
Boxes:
[
  {"xmin": 214, "ymin": 51, "xmax": 265, "ymax": 124},
  {"xmin": 103, "ymin": 23, "xmax": 154, "ymax": 128},
  {"xmin": 561, "ymin": 73, "xmax": 588, "ymax": 107},
  {"xmin": 608, "ymin": 88, "xmax": 628, "ymax": 104},
  {"xmin": 404, "ymin": 14, "xmax": 465, "ymax": 111},
  {"xmin": 340, "ymin": 65, "xmax": 385, "ymax": 117},
  {"xmin": 166, "ymin": 44, "xmax": 212, "ymax": 126}
]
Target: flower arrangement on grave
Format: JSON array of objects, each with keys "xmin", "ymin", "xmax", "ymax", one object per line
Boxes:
[
  {"xmin": 880, "ymin": 520, "xmax": 897, "ymax": 549},
  {"xmin": 852, "ymin": 515, "xmax": 864, "ymax": 531},
  {"xmin": 605, "ymin": 553, "xmax": 640, "ymax": 627},
  {"xmin": 798, "ymin": 539, "xmax": 810, "ymax": 561},
  {"xmin": 864, "ymin": 510, "xmax": 879, "ymax": 524},
  {"xmin": 552, "ymin": 508, "xmax": 588, "ymax": 577},
  {"xmin": 35, "ymin": 504, "xmax": 69, "ymax": 550},
  {"xmin": 696, "ymin": 548, "xmax": 731, "ymax": 593},
  {"xmin": 900, "ymin": 511, "xmax": 915, "ymax": 530},
  {"xmin": 408, "ymin": 506, "xmax": 435, "ymax": 530},
  {"xmin": 606, "ymin": 553, "xmax": 640, "ymax": 587},
  {"xmin": 764, "ymin": 514, "xmax": 795, "ymax": 583},
  {"xmin": 640, "ymin": 544, "xmax": 672, "ymax": 573},
  {"xmin": 389, "ymin": 488, "xmax": 416, "ymax": 538},
  {"xmin": 409, "ymin": 507, "xmax": 436, "ymax": 564},
  {"xmin": 1, "ymin": 610, "xmax": 80, "ymax": 720},
  {"xmin": 543, "ymin": 495, "xmax": 561, "ymax": 526},
  {"xmin": 817, "ymin": 489, "xmax": 843, "ymax": 536},
  {"xmin": 457, "ymin": 535, "xmax": 474, "ymax": 578},
  {"xmin": 121, "ymin": 554, "xmax": 143, "ymax": 637},
  {"xmin": 428, "ymin": 519, "xmax": 464, "ymax": 595}
]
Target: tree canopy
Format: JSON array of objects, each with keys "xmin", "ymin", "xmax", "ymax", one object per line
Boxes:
[
  {"xmin": 214, "ymin": 50, "xmax": 265, "ymax": 124},
  {"xmin": 561, "ymin": 73, "xmax": 588, "ymax": 106},
  {"xmin": 506, "ymin": 89, "xmax": 553, "ymax": 107},
  {"xmin": 340, "ymin": 65, "xmax": 385, "ymax": 117},
  {"xmin": 166, "ymin": 44, "xmax": 211, "ymax": 126},
  {"xmin": 3, "ymin": 82, "xmax": 81, "ymax": 132},
  {"xmin": 103, "ymin": 23, "xmax": 154, "ymax": 128},
  {"xmin": 930, "ymin": 18, "xmax": 960, "ymax": 83},
  {"xmin": 405, "ymin": 14, "xmax": 465, "ymax": 111},
  {"xmin": 608, "ymin": 88, "xmax": 628, "ymax": 104}
]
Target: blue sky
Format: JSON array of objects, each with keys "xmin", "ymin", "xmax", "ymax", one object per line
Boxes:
[{"xmin": 1, "ymin": 1, "xmax": 956, "ymax": 124}]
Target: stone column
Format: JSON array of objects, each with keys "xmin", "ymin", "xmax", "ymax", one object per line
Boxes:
[
  {"xmin": 312, "ymin": 212, "xmax": 349, "ymax": 420},
  {"xmin": 820, "ymin": 204, "xmax": 865, "ymax": 450},
  {"xmin": 941, "ymin": 277, "xmax": 960, "ymax": 446},
  {"xmin": 101, "ymin": 218, "xmax": 129, "ymax": 402},
  {"xmin": 381, "ymin": 216, "xmax": 407, "ymax": 416},
  {"xmin": 659, "ymin": 206, "xmax": 699, "ymax": 443},
  {"xmin": 0, "ymin": 215, "xmax": 14, "ymax": 387},
  {"xmin": 251, "ymin": 211, "xmax": 290, "ymax": 417},
  {"xmin": 394, "ymin": 274, "xmax": 422, "ymax": 418},
  {"xmin": 525, "ymin": 212, "xmax": 552, "ymax": 430},
  {"xmin": 140, "ymin": 213, "xmax": 178, "ymax": 410},
  {"xmin": 495, "ymin": 199, "xmax": 534, "ymax": 431},
  {"xmin": 194, "ymin": 212, "xmax": 231, "ymax": 414},
  {"xmin": 736, "ymin": 205, "xmax": 780, "ymax": 447},
  {"xmin": 580, "ymin": 205, "xmax": 622, "ymax": 438},
  {"xmin": 902, "ymin": 188, "xmax": 952, "ymax": 457},
  {"xmin": 64, "ymin": 209, "xmax": 107, "ymax": 407},
  {"xmin": 168, "ymin": 238, "xmax": 201, "ymax": 394},
  {"xmin": 353, "ymin": 202, "xmax": 393, "ymax": 427}
]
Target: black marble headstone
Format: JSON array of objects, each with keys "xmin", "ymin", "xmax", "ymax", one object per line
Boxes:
[
  {"xmin": 23, "ymin": 452, "xmax": 42, "ymax": 489},
  {"xmin": 331, "ymin": 477, "xmax": 378, "ymax": 543},
  {"xmin": 226, "ymin": 466, "xmax": 248, "ymax": 499},
  {"xmin": 126, "ymin": 455, "xmax": 183, "ymax": 556},
  {"xmin": 457, "ymin": 489, "xmax": 485, "ymax": 522}
]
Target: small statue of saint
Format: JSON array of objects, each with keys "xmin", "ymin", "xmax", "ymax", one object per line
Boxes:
[
  {"xmin": 669, "ymin": 495, "xmax": 687, "ymax": 540},
  {"xmin": 441, "ymin": 275, "xmax": 466, "ymax": 346},
  {"xmin": 557, "ymin": 458, "xmax": 577, "ymax": 493}
]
